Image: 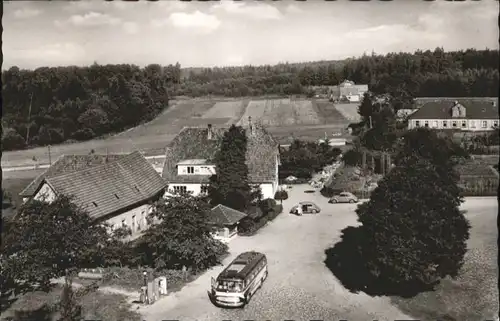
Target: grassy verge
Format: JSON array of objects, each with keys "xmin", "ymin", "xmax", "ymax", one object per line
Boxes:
[
  {"xmin": 391, "ymin": 207, "xmax": 498, "ymax": 320},
  {"xmin": 94, "ymin": 267, "xmax": 199, "ymax": 294},
  {"xmin": 0, "ymin": 285, "xmax": 141, "ymax": 321}
]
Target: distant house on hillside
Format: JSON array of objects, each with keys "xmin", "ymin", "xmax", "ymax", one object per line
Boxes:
[
  {"xmin": 162, "ymin": 118, "xmax": 280, "ymax": 199},
  {"xmin": 330, "ymin": 80, "xmax": 369, "ymax": 103},
  {"xmin": 407, "ymin": 100, "xmax": 499, "ymax": 131},
  {"xmin": 20, "ymin": 152, "xmax": 167, "ymax": 238}
]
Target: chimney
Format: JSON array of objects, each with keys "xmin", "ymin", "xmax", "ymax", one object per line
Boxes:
[
  {"xmin": 248, "ymin": 116, "xmax": 253, "ymax": 134},
  {"xmin": 207, "ymin": 124, "xmax": 212, "ymax": 140}
]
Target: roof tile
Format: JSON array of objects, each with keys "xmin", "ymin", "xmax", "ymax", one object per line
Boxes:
[{"xmin": 41, "ymin": 151, "xmax": 167, "ymax": 220}]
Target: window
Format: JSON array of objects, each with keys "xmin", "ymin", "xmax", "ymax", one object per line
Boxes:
[
  {"xmin": 442, "ymin": 121, "xmax": 448, "ymax": 128},
  {"xmin": 452, "ymin": 121, "xmax": 457, "ymax": 128},
  {"xmin": 132, "ymin": 215, "xmax": 136, "ymax": 231},
  {"xmin": 138, "ymin": 211, "xmax": 143, "ymax": 230},
  {"xmin": 187, "ymin": 166, "xmax": 194, "ymax": 174},
  {"xmin": 121, "ymin": 219, "xmax": 127, "ymax": 228},
  {"xmin": 493, "ymin": 121, "xmax": 498, "ymax": 128},
  {"xmin": 173, "ymin": 186, "xmax": 187, "ymax": 193},
  {"xmin": 461, "ymin": 121, "xmax": 467, "ymax": 128},
  {"xmin": 424, "ymin": 121, "xmax": 429, "ymax": 128},
  {"xmin": 482, "ymin": 121, "xmax": 488, "ymax": 128},
  {"xmin": 470, "ymin": 120, "xmax": 476, "ymax": 128},
  {"xmin": 200, "ymin": 185, "xmax": 209, "ymax": 195},
  {"xmin": 415, "ymin": 120, "xmax": 420, "ymax": 127},
  {"xmin": 432, "ymin": 121, "xmax": 438, "ymax": 128}
]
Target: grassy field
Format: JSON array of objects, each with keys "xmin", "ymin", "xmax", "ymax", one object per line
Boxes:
[
  {"xmin": 237, "ymin": 98, "xmax": 322, "ymax": 127},
  {"xmin": 333, "ymin": 103, "xmax": 361, "ymax": 122},
  {"xmin": 312, "ymin": 99, "xmax": 350, "ymax": 124},
  {"xmin": 391, "ymin": 198, "xmax": 498, "ymax": 320},
  {"xmin": 2, "ymin": 97, "xmax": 351, "ymax": 168},
  {"xmin": 0, "ymin": 285, "xmax": 141, "ymax": 321},
  {"xmin": 201, "ymin": 99, "xmax": 249, "ymax": 124}
]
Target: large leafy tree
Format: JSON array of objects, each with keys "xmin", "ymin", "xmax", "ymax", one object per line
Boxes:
[
  {"xmin": 208, "ymin": 125, "xmax": 253, "ymax": 212},
  {"xmin": 355, "ymin": 128, "xmax": 470, "ymax": 287},
  {"xmin": 141, "ymin": 193, "xmax": 228, "ymax": 271},
  {"xmin": 1, "ymin": 195, "xmax": 124, "ymax": 291}
]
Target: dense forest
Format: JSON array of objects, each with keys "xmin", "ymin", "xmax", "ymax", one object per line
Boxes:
[
  {"xmin": 2, "ymin": 48, "xmax": 498, "ymax": 151},
  {"xmin": 1, "ymin": 63, "xmax": 179, "ymax": 151},
  {"xmin": 173, "ymin": 48, "xmax": 498, "ymax": 97}
]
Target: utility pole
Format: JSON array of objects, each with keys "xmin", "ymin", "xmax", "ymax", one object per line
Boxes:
[
  {"xmin": 26, "ymin": 92, "xmax": 33, "ymax": 144},
  {"xmin": 369, "ymin": 115, "xmax": 373, "ymax": 129},
  {"xmin": 48, "ymin": 145, "xmax": 52, "ymax": 165}
]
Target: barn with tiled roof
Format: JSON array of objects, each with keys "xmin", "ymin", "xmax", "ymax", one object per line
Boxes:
[
  {"xmin": 30, "ymin": 151, "xmax": 167, "ymax": 237},
  {"xmin": 162, "ymin": 119, "xmax": 280, "ymax": 199}
]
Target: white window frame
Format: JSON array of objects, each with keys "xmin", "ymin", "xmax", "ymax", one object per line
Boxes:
[
  {"xmin": 461, "ymin": 121, "xmax": 467, "ymax": 128},
  {"xmin": 187, "ymin": 166, "xmax": 195, "ymax": 174},
  {"xmin": 493, "ymin": 121, "xmax": 498, "ymax": 128},
  {"xmin": 173, "ymin": 186, "xmax": 187, "ymax": 193},
  {"xmin": 121, "ymin": 219, "xmax": 127, "ymax": 228},
  {"xmin": 424, "ymin": 121, "xmax": 429, "ymax": 127},
  {"xmin": 452, "ymin": 121, "xmax": 458, "ymax": 128},
  {"xmin": 482, "ymin": 121, "xmax": 488, "ymax": 128},
  {"xmin": 442, "ymin": 120, "xmax": 447, "ymax": 128},
  {"xmin": 415, "ymin": 120, "xmax": 420, "ymax": 127},
  {"xmin": 470, "ymin": 120, "xmax": 476, "ymax": 128},
  {"xmin": 432, "ymin": 120, "xmax": 438, "ymax": 128}
]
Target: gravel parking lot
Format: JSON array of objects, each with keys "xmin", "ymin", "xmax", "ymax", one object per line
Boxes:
[{"xmin": 139, "ymin": 186, "xmax": 497, "ymax": 321}]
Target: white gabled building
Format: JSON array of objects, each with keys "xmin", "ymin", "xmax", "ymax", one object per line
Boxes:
[{"xmin": 162, "ymin": 120, "xmax": 280, "ymax": 200}]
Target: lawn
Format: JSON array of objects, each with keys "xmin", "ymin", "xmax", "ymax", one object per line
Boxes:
[
  {"xmin": 391, "ymin": 198, "xmax": 498, "ymax": 320},
  {"xmin": 237, "ymin": 98, "xmax": 322, "ymax": 127},
  {"xmin": 0, "ymin": 285, "xmax": 141, "ymax": 321},
  {"xmin": 333, "ymin": 103, "xmax": 362, "ymax": 122}
]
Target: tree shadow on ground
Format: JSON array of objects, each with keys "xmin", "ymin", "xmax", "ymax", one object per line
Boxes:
[
  {"xmin": 5, "ymin": 304, "xmax": 54, "ymax": 321},
  {"xmin": 324, "ymin": 226, "xmax": 435, "ymax": 298}
]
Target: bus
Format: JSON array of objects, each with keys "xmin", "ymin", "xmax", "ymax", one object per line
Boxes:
[{"xmin": 210, "ymin": 251, "xmax": 268, "ymax": 308}]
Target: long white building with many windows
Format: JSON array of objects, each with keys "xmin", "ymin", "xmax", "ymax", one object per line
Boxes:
[{"xmin": 407, "ymin": 100, "xmax": 498, "ymax": 131}]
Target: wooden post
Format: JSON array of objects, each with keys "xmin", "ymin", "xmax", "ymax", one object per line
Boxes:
[
  {"xmin": 371, "ymin": 155, "xmax": 375, "ymax": 172},
  {"xmin": 381, "ymin": 153, "xmax": 385, "ymax": 176},
  {"xmin": 48, "ymin": 145, "xmax": 52, "ymax": 165},
  {"xmin": 26, "ymin": 92, "xmax": 33, "ymax": 144}
]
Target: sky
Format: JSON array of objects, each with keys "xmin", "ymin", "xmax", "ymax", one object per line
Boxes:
[{"xmin": 2, "ymin": 0, "xmax": 499, "ymax": 70}]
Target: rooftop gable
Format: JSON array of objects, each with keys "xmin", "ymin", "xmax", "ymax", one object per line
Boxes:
[
  {"xmin": 162, "ymin": 124, "xmax": 279, "ymax": 184},
  {"xmin": 20, "ymin": 154, "xmax": 127, "ymax": 197},
  {"xmin": 41, "ymin": 151, "xmax": 167, "ymax": 220},
  {"xmin": 209, "ymin": 204, "xmax": 247, "ymax": 226},
  {"xmin": 408, "ymin": 100, "xmax": 499, "ymax": 120}
]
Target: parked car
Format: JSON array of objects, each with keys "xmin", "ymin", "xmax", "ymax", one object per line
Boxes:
[
  {"xmin": 290, "ymin": 201, "xmax": 321, "ymax": 214},
  {"xmin": 329, "ymin": 192, "xmax": 358, "ymax": 203}
]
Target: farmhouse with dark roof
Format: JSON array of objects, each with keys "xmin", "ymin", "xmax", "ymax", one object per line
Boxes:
[
  {"xmin": 23, "ymin": 151, "xmax": 167, "ymax": 238},
  {"xmin": 162, "ymin": 118, "xmax": 280, "ymax": 199},
  {"xmin": 408, "ymin": 100, "xmax": 499, "ymax": 131}
]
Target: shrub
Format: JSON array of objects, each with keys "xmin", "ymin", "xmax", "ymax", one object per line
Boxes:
[
  {"xmin": 320, "ymin": 186, "xmax": 340, "ymax": 198},
  {"xmin": 258, "ymin": 198, "xmax": 277, "ymax": 214},
  {"xmin": 274, "ymin": 190, "xmax": 289, "ymax": 200},
  {"xmin": 267, "ymin": 204, "xmax": 283, "ymax": 221}
]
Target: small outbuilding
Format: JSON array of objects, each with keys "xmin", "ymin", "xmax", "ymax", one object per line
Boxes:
[{"xmin": 208, "ymin": 204, "xmax": 248, "ymax": 242}]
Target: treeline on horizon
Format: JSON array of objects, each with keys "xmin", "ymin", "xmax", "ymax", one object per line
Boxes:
[
  {"xmin": 1, "ymin": 48, "xmax": 498, "ymax": 152},
  {"xmin": 175, "ymin": 47, "xmax": 498, "ymax": 97}
]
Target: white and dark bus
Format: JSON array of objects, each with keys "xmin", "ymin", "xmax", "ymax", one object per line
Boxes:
[{"xmin": 210, "ymin": 251, "xmax": 268, "ymax": 308}]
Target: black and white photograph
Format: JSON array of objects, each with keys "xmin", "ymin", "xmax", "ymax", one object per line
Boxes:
[{"xmin": 1, "ymin": 0, "xmax": 499, "ymax": 320}]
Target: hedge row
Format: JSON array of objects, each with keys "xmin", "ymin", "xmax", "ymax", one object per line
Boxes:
[{"xmin": 239, "ymin": 203, "xmax": 284, "ymax": 236}]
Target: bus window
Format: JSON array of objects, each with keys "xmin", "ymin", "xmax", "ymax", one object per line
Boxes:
[{"xmin": 218, "ymin": 280, "xmax": 243, "ymax": 292}]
